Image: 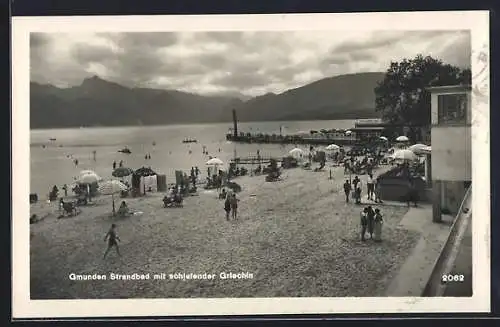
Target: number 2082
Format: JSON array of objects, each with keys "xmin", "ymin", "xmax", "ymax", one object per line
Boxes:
[{"xmin": 441, "ymin": 274, "xmax": 465, "ymax": 283}]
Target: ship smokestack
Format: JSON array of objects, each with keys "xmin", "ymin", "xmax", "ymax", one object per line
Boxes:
[{"xmin": 232, "ymin": 109, "xmax": 238, "ymax": 137}]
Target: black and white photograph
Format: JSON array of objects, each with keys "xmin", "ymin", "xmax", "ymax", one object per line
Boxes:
[{"xmin": 12, "ymin": 12, "xmax": 490, "ymax": 317}]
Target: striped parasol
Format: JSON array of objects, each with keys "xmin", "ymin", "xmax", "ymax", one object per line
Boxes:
[
  {"xmin": 112, "ymin": 167, "xmax": 134, "ymax": 178},
  {"xmin": 98, "ymin": 180, "xmax": 128, "ymax": 215}
]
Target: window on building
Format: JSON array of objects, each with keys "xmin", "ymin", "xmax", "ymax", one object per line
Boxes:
[{"xmin": 437, "ymin": 93, "xmax": 467, "ymax": 125}]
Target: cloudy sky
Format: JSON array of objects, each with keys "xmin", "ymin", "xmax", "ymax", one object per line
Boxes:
[{"xmin": 30, "ymin": 30, "xmax": 470, "ymax": 97}]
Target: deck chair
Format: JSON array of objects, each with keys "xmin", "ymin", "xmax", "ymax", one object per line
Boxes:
[{"xmin": 61, "ymin": 201, "xmax": 80, "ymax": 217}]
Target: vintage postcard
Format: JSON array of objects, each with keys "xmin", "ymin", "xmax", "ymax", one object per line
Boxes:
[{"xmin": 12, "ymin": 11, "xmax": 490, "ymax": 318}]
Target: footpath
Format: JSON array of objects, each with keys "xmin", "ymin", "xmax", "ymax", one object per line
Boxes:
[{"xmin": 384, "ymin": 204, "xmax": 456, "ymax": 296}]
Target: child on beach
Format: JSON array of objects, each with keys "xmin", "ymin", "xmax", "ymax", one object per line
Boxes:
[{"xmin": 103, "ymin": 224, "xmax": 121, "ymax": 259}]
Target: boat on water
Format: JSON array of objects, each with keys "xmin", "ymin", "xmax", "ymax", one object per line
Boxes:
[
  {"xmin": 182, "ymin": 138, "xmax": 198, "ymax": 143},
  {"xmin": 49, "ymin": 138, "xmax": 57, "ymax": 141},
  {"xmin": 118, "ymin": 147, "xmax": 132, "ymax": 154}
]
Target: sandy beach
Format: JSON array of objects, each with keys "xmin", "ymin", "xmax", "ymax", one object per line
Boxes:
[{"xmin": 30, "ymin": 165, "xmax": 420, "ymax": 299}]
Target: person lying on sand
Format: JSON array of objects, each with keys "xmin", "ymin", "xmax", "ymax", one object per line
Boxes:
[{"xmin": 103, "ymin": 224, "xmax": 121, "ymax": 259}]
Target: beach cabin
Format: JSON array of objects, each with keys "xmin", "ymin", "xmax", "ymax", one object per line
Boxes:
[{"xmin": 427, "ymin": 85, "xmax": 472, "ymax": 222}]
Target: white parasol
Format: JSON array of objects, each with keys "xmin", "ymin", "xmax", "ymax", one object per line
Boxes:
[
  {"xmin": 345, "ymin": 130, "xmax": 352, "ymax": 135},
  {"xmin": 325, "ymin": 144, "xmax": 340, "ymax": 151},
  {"xmin": 288, "ymin": 148, "xmax": 304, "ymax": 158},
  {"xmin": 97, "ymin": 180, "xmax": 128, "ymax": 215},
  {"xmin": 79, "ymin": 169, "xmax": 96, "ymax": 176},
  {"xmin": 379, "ymin": 136, "xmax": 388, "ymax": 141},
  {"xmin": 78, "ymin": 172, "xmax": 101, "ymax": 184},
  {"xmin": 396, "ymin": 135, "xmax": 409, "ymax": 142},
  {"xmin": 391, "ymin": 149, "xmax": 417, "ymax": 161},
  {"xmin": 206, "ymin": 158, "xmax": 224, "ymax": 166}
]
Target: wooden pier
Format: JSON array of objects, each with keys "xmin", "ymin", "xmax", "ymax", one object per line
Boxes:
[{"xmin": 225, "ymin": 133, "xmax": 357, "ymax": 146}]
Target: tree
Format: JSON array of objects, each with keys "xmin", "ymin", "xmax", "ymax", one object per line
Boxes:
[{"xmin": 374, "ymin": 55, "xmax": 471, "ymax": 142}]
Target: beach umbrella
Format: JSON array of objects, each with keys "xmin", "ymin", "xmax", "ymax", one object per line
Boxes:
[
  {"xmin": 396, "ymin": 135, "xmax": 409, "ymax": 142},
  {"xmin": 408, "ymin": 143, "xmax": 428, "ymax": 153},
  {"xmin": 112, "ymin": 167, "xmax": 134, "ymax": 178},
  {"xmin": 345, "ymin": 130, "xmax": 352, "ymax": 135},
  {"xmin": 289, "ymin": 148, "xmax": 305, "ymax": 160},
  {"xmin": 79, "ymin": 169, "xmax": 97, "ymax": 176},
  {"xmin": 134, "ymin": 166, "xmax": 156, "ymax": 177},
  {"xmin": 206, "ymin": 158, "xmax": 224, "ymax": 166},
  {"xmin": 325, "ymin": 144, "xmax": 340, "ymax": 151},
  {"xmin": 97, "ymin": 180, "xmax": 128, "ymax": 215},
  {"xmin": 413, "ymin": 145, "xmax": 431, "ymax": 155},
  {"xmin": 226, "ymin": 181, "xmax": 242, "ymax": 193},
  {"xmin": 289, "ymin": 148, "xmax": 304, "ymax": 156},
  {"xmin": 379, "ymin": 136, "xmax": 388, "ymax": 141},
  {"xmin": 391, "ymin": 149, "xmax": 417, "ymax": 161},
  {"xmin": 78, "ymin": 172, "xmax": 101, "ymax": 184}
]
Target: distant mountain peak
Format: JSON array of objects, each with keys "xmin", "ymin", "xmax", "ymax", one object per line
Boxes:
[{"xmin": 80, "ymin": 75, "xmax": 126, "ymax": 90}]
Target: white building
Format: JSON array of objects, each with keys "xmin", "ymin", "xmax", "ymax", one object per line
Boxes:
[{"xmin": 427, "ymin": 85, "xmax": 472, "ymax": 222}]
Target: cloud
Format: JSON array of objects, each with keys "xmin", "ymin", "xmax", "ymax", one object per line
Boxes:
[{"xmin": 30, "ymin": 30, "xmax": 471, "ymax": 97}]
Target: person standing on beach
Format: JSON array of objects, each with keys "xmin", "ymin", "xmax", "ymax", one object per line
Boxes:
[
  {"xmin": 103, "ymin": 224, "xmax": 121, "ymax": 259},
  {"xmin": 366, "ymin": 206, "xmax": 375, "ymax": 239},
  {"xmin": 224, "ymin": 195, "xmax": 231, "ymax": 221},
  {"xmin": 360, "ymin": 207, "xmax": 368, "ymax": 241},
  {"xmin": 352, "ymin": 176, "xmax": 360, "ymax": 190},
  {"xmin": 62, "ymin": 184, "xmax": 68, "ymax": 197},
  {"xmin": 355, "ymin": 179, "xmax": 362, "ymax": 204},
  {"xmin": 405, "ymin": 178, "xmax": 419, "ymax": 207},
  {"xmin": 230, "ymin": 193, "xmax": 239, "ymax": 220},
  {"xmin": 374, "ymin": 177, "xmax": 383, "ymax": 203},
  {"xmin": 343, "ymin": 179, "xmax": 352, "ymax": 203},
  {"xmin": 366, "ymin": 173, "xmax": 374, "ymax": 201},
  {"xmin": 373, "ymin": 208, "xmax": 383, "ymax": 242}
]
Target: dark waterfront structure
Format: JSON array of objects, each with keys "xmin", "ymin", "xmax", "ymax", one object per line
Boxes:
[{"xmin": 225, "ymin": 114, "xmax": 389, "ymax": 146}]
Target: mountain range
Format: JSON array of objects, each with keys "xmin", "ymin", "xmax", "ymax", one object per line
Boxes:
[{"xmin": 30, "ymin": 72, "xmax": 384, "ymax": 129}]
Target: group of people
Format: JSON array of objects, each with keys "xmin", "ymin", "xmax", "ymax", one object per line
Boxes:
[
  {"xmin": 360, "ymin": 206, "xmax": 384, "ymax": 242},
  {"xmin": 221, "ymin": 189, "xmax": 239, "ymax": 221},
  {"xmin": 112, "ymin": 160, "xmax": 125, "ymax": 170},
  {"xmin": 343, "ymin": 173, "xmax": 382, "ymax": 205}
]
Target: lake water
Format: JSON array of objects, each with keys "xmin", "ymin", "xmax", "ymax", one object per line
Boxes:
[{"xmin": 30, "ymin": 120, "xmax": 355, "ymax": 196}]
